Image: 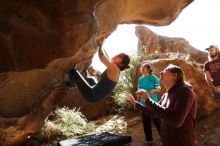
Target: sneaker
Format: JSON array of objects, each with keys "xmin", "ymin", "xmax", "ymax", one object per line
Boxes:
[{"xmin": 146, "ymin": 141, "xmax": 153, "ymax": 146}]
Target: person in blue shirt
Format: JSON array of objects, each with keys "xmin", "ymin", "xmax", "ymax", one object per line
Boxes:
[{"xmin": 137, "ymin": 63, "xmax": 161, "ymax": 145}]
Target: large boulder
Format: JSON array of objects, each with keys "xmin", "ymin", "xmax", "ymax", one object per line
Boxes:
[
  {"xmin": 135, "ymin": 25, "xmax": 207, "ymax": 63},
  {"xmin": 0, "ymin": 0, "xmax": 194, "ymax": 145}
]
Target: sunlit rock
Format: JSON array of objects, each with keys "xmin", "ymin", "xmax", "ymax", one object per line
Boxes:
[{"xmin": 135, "ymin": 25, "xmax": 207, "ymax": 63}]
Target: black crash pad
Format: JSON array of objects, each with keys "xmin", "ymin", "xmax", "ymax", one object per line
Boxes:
[{"xmin": 59, "ymin": 132, "xmax": 132, "ymax": 146}]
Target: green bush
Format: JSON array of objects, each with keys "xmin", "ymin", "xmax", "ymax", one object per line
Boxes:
[{"xmin": 112, "ymin": 54, "xmax": 141, "ymax": 106}]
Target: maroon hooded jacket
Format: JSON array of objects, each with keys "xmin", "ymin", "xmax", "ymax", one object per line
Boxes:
[{"xmin": 136, "ymin": 83, "xmax": 197, "ymax": 146}]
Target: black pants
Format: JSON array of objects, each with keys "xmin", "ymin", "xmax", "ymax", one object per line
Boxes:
[
  {"xmin": 142, "ymin": 113, "xmax": 161, "ymax": 142},
  {"xmin": 69, "ymin": 69, "xmax": 100, "ymax": 102},
  {"xmin": 69, "ymin": 69, "xmax": 117, "ymax": 102}
]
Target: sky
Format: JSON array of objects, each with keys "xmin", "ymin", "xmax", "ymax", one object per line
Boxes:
[{"xmin": 91, "ymin": 0, "xmax": 220, "ymax": 72}]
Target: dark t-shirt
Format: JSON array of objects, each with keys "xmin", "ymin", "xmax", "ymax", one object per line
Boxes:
[{"xmin": 204, "ymin": 58, "xmax": 220, "ymax": 86}]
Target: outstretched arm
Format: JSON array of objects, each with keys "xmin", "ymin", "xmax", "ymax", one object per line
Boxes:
[
  {"xmin": 137, "ymin": 87, "xmax": 196, "ymax": 128},
  {"xmin": 98, "ymin": 43, "xmax": 112, "ymax": 68},
  {"xmin": 125, "ymin": 93, "xmax": 158, "ymax": 117}
]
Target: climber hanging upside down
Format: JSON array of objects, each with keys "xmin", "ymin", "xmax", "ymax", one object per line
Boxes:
[{"xmin": 68, "ymin": 38, "xmax": 130, "ymax": 102}]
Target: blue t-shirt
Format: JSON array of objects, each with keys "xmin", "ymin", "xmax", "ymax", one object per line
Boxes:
[{"xmin": 138, "ymin": 74, "xmax": 160, "ymax": 105}]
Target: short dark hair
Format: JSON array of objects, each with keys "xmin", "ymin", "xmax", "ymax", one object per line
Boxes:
[
  {"xmin": 118, "ymin": 53, "xmax": 130, "ymax": 71},
  {"xmin": 141, "ymin": 63, "xmax": 153, "ymax": 74}
]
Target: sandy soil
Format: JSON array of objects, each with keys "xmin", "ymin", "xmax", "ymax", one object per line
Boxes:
[{"xmin": 124, "ymin": 110, "xmax": 220, "ymax": 146}]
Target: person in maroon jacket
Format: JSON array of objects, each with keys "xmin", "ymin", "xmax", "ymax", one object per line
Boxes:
[{"xmin": 126, "ymin": 64, "xmax": 197, "ymax": 146}]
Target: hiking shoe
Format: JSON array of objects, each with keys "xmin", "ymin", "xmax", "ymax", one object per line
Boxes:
[{"xmin": 146, "ymin": 141, "xmax": 153, "ymax": 146}]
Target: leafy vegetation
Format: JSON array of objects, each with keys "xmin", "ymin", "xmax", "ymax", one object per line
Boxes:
[
  {"xmin": 111, "ymin": 54, "xmax": 141, "ymax": 106},
  {"xmin": 168, "ymin": 52, "xmax": 191, "ymax": 61}
]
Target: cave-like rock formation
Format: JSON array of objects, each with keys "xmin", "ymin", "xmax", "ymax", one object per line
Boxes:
[
  {"xmin": 0, "ymin": 0, "xmax": 193, "ymax": 72},
  {"xmin": 0, "ymin": 0, "xmax": 194, "ymax": 145},
  {"xmin": 135, "ymin": 25, "xmax": 207, "ymax": 63}
]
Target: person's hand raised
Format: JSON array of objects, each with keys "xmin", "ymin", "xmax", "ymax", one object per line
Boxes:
[
  {"xmin": 124, "ymin": 93, "xmax": 136, "ymax": 105},
  {"xmin": 96, "ymin": 35, "xmax": 106, "ymax": 47},
  {"xmin": 149, "ymin": 89, "xmax": 155, "ymax": 96},
  {"xmin": 135, "ymin": 89, "xmax": 149, "ymax": 101}
]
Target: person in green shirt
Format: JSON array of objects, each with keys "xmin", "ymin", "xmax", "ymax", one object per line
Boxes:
[{"xmin": 137, "ymin": 63, "xmax": 161, "ymax": 145}]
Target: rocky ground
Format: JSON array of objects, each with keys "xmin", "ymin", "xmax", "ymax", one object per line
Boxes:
[{"xmin": 124, "ymin": 109, "xmax": 220, "ymax": 146}]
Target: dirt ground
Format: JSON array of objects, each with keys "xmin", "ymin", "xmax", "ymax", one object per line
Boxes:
[{"xmin": 124, "ymin": 110, "xmax": 220, "ymax": 146}]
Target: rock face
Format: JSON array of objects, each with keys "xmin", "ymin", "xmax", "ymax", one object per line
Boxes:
[
  {"xmin": 135, "ymin": 26, "xmax": 207, "ymax": 63},
  {"xmin": 0, "ymin": 0, "xmax": 194, "ymax": 145},
  {"xmin": 0, "ymin": 0, "xmax": 193, "ymax": 72},
  {"xmin": 137, "ymin": 59, "xmax": 220, "ymax": 118}
]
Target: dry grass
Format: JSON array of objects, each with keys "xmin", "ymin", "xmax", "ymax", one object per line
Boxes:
[{"xmin": 42, "ymin": 107, "xmax": 127, "ymax": 141}]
